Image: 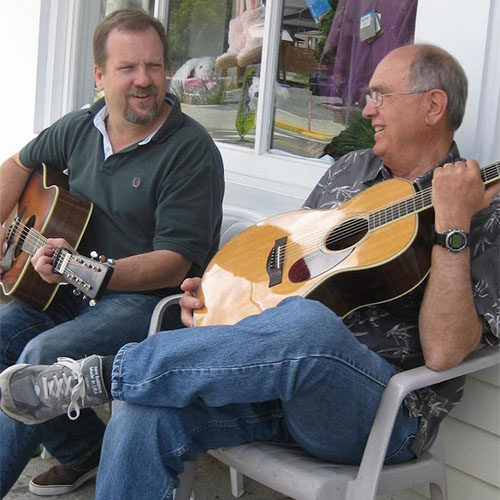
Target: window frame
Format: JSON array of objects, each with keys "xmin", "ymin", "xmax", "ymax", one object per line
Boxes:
[{"xmin": 34, "ymin": 0, "xmax": 99, "ymax": 132}]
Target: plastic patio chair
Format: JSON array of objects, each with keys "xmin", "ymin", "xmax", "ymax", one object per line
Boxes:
[{"xmin": 146, "ymin": 208, "xmax": 499, "ymax": 500}]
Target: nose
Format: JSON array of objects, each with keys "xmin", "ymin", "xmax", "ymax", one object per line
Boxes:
[
  {"xmin": 134, "ymin": 66, "xmax": 152, "ymax": 87},
  {"xmin": 362, "ymin": 97, "xmax": 377, "ymax": 119}
]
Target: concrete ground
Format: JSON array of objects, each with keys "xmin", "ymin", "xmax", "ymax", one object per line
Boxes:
[
  {"xmin": 4, "ymin": 453, "xmax": 290, "ymax": 500},
  {"xmin": 4, "ymin": 452, "xmax": 420, "ymax": 500}
]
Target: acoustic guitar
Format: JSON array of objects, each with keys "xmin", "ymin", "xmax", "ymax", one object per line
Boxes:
[
  {"xmin": 1, "ymin": 164, "xmax": 114, "ymax": 310},
  {"xmin": 194, "ymin": 161, "xmax": 500, "ymax": 327}
]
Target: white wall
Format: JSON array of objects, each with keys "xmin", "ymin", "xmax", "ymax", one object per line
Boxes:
[
  {"xmin": 0, "ymin": 0, "xmax": 40, "ymax": 162},
  {"xmin": 415, "ymin": 0, "xmax": 496, "ymax": 163}
]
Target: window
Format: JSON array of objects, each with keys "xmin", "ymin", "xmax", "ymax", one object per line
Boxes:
[
  {"xmin": 30, "ymin": 0, "xmax": 500, "ymax": 219},
  {"xmin": 163, "ymin": 0, "xmax": 265, "ymax": 149},
  {"xmin": 160, "ymin": 0, "xmax": 417, "ymax": 161}
]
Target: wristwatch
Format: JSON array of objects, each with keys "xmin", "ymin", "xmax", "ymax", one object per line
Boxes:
[{"xmin": 432, "ymin": 229, "xmax": 469, "ymax": 252}]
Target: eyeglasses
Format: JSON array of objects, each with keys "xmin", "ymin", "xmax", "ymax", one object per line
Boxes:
[{"xmin": 365, "ymin": 89, "xmax": 430, "ymax": 108}]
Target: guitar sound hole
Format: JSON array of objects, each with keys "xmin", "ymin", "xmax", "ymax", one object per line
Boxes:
[{"xmin": 326, "ymin": 218, "xmax": 368, "ymax": 251}]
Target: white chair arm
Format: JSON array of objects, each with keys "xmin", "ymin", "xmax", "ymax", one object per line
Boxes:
[
  {"xmin": 148, "ymin": 293, "xmax": 182, "ymax": 337},
  {"xmin": 348, "ymin": 346, "xmax": 499, "ymax": 500}
]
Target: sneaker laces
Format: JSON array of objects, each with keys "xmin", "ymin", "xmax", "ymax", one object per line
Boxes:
[{"xmin": 40, "ymin": 357, "xmax": 86, "ymax": 420}]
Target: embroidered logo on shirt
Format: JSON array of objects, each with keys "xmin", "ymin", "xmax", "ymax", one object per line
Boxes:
[{"xmin": 132, "ymin": 177, "xmax": 141, "ymax": 188}]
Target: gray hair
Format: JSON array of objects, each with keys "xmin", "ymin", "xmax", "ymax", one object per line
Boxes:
[{"xmin": 408, "ymin": 44, "xmax": 468, "ymax": 131}]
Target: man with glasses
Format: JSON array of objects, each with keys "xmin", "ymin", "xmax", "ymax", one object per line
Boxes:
[{"xmin": 1, "ymin": 44, "xmax": 498, "ymax": 500}]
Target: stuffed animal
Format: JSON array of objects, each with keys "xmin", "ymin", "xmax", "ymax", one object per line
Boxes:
[
  {"xmin": 170, "ymin": 56, "xmax": 217, "ymax": 92},
  {"xmin": 216, "ymin": 5, "xmax": 265, "ymax": 69},
  {"xmin": 246, "ymin": 77, "xmax": 290, "ymax": 112}
]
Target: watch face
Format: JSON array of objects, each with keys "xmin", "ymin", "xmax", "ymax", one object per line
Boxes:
[{"xmin": 446, "ymin": 230, "xmax": 467, "ymax": 251}]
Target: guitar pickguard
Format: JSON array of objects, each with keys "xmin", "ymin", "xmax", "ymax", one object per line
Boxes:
[
  {"xmin": 289, "ymin": 247, "xmax": 354, "ymax": 283},
  {"xmin": 288, "ymin": 215, "xmax": 368, "ymax": 283}
]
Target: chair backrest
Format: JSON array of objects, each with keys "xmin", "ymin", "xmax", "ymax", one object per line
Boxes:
[{"xmin": 220, "ymin": 206, "xmax": 262, "ymax": 247}]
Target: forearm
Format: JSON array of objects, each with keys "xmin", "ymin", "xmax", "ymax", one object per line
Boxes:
[
  {"xmin": 419, "ymin": 247, "xmax": 482, "ymax": 371},
  {"xmin": 107, "ymin": 249, "xmax": 192, "ymax": 292},
  {"xmin": 0, "ymin": 155, "xmax": 32, "ymax": 223}
]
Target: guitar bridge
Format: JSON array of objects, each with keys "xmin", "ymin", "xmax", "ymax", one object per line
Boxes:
[{"xmin": 267, "ymin": 236, "xmax": 287, "ymax": 287}]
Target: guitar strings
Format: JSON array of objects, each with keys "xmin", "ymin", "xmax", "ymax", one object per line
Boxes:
[
  {"xmin": 7, "ymin": 222, "xmax": 94, "ymax": 280},
  {"xmin": 6, "ymin": 221, "xmax": 74, "ymax": 268},
  {"xmin": 220, "ymin": 186, "xmax": 435, "ymax": 267},
  {"xmin": 7, "ymin": 222, "xmax": 48, "ymax": 254},
  {"xmin": 241, "ymin": 162, "xmax": 500, "ymax": 262},
  {"xmin": 213, "ymin": 162, "xmax": 500, "ymax": 270},
  {"xmin": 7, "ymin": 220, "xmax": 97, "ymax": 277}
]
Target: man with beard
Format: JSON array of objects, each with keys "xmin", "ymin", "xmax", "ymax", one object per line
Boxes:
[{"xmin": 0, "ymin": 9, "xmax": 224, "ymax": 497}]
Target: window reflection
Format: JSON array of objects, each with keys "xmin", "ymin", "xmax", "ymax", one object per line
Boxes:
[
  {"xmin": 165, "ymin": 0, "xmax": 265, "ymax": 149},
  {"xmin": 272, "ymin": 0, "xmax": 417, "ymax": 159}
]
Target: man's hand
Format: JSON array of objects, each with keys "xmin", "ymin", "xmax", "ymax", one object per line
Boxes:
[
  {"xmin": 179, "ymin": 277, "xmax": 203, "ymax": 327},
  {"xmin": 432, "ymin": 159, "xmax": 500, "ymax": 232},
  {"xmin": 31, "ymin": 238, "xmax": 75, "ymax": 284}
]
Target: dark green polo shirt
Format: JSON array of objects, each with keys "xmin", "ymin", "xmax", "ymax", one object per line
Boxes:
[{"xmin": 20, "ymin": 94, "xmax": 224, "ymax": 294}]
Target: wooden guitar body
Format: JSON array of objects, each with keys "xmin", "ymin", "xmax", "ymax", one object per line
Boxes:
[
  {"xmin": 194, "ymin": 178, "xmax": 434, "ymax": 326},
  {"xmin": 1, "ymin": 165, "xmax": 93, "ymax": 310}
]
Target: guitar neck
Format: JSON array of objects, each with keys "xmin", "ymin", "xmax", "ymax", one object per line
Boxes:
[
  {"xmin": 21, "ymin": 226, "xmax": 49, "ymax": 256},
  {"xmin": 369, "ymin": 160, "xmax": 500, "ymax": 230}
]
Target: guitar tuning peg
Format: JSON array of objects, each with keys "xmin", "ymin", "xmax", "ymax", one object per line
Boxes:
[
  {"xmin": 89, "ymin": 299, "xmax": 97, "ymax": 307},
  {"xmin": 98, "ymin": 255, "xmax": 107, "ymax": 263},
  {"xmin": 107, "ymin": 258, "xmax": 115, "ymax": 266},
  {"xmin": 90, "ymin": 251, "xmax": 98, "ymax": 259}
]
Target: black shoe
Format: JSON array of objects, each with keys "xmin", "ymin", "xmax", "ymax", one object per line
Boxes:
[{"xmin": 29, "ymin": 449, "xmax": 100, "ymax": 496}]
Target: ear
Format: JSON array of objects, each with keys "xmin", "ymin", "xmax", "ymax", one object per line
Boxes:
[
  {"xmin": 424, "ymin": 89, "xmax": 448, "ymax": 126},
  {"xmin": 94, "ymin": 64, "xmax": 104, "ymax": 91}
]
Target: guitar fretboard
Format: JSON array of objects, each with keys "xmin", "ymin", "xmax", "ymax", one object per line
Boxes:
[
  {"xmin": 21, "ymin": 226, "xmax": 48, "ymax": 255},
  {"xmin": 368, "ymin": 161, "xmax": 500, "ymax": 230}
]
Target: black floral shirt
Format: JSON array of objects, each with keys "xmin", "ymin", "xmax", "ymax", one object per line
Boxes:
[{"xmin": 303, "ymin": 146, "xmax": 499, "ymax": 455}]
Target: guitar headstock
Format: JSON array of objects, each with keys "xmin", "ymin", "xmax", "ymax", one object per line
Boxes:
[{"xmin": 52, "ymin": 248, "xmax": 114, "ymax": 303}]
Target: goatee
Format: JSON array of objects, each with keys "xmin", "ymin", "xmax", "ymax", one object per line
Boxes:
[
  {"xmin": 124, "ymin": 86, "xmax": 160, "ymax": 125},
  {"xmin": 124, "ymin": 102, "xmax": 160, "ymax": 125}
]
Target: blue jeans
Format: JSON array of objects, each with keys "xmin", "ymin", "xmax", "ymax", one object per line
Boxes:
[
  {"xmin": 96, "ymin": 297, "xmax": 419, "ymax": 500},
  {"xmin": 0, "ymin": 286, "xmax": 182, "ymax": 497}
]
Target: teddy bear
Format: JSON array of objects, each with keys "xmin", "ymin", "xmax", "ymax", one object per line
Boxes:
[
  {"xmin": 216, "ymin": 3, "xmax": 265, "ymax": 70},
  {"xmin": 169, "ymin": 56, "xmax": 217, "ymax": 93}
]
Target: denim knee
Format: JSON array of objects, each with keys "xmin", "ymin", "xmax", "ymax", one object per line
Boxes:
[
  {"xmin": 277, "ymin": 297, "xmax": 349, "ymax": 348},
  {"xmin": 18, "ymin": 335, "xmax": 61, "ymax": 365}
]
